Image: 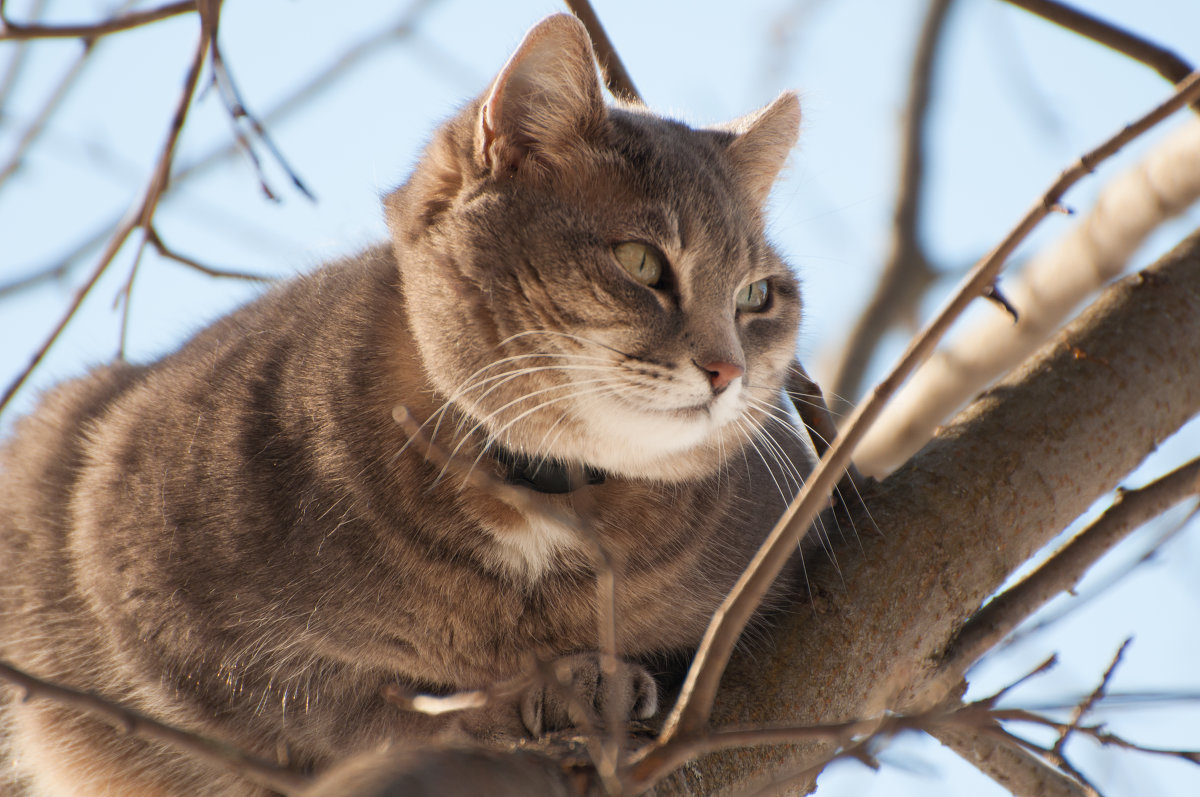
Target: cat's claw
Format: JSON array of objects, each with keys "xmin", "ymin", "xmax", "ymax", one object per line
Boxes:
[{"xmin": 520, "ymin": 653, "xmax": 658, "ymax": 736}]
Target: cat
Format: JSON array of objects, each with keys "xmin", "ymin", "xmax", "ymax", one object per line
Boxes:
[{"xmin": 0, "ymin": 13, "xmax": 810, "ymax": 795}]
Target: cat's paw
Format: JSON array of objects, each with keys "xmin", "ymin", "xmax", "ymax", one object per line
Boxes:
[{"xmin": 520, "ymin": 653, "xmax": 658, "ymax": 736}]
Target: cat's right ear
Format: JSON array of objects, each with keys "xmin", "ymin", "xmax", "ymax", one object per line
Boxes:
[{"xmin": 477, "ymin": 14, "xmax": 606, "ymax": 176}]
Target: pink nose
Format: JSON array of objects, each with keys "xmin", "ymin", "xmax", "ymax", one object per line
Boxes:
[{"xmin": 699, "ymin": 361, "xmax": 744, "ymax": 392}]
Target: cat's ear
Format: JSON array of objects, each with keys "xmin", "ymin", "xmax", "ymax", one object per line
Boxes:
[
  {"xmin": 477, "ymin": 14, "xmax": 606, "ymax": 175},
  {"xmin": 720, "ymin": 93, "xmax": 801, "ymax": 206}
]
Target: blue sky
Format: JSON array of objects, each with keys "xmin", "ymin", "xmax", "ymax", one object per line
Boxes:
[{"xmin": 2, "ymin": 1, "xmax": 1200, "ymax": 793}]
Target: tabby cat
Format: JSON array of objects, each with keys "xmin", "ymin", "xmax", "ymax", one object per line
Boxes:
[{"xmin": 0, "ymin": 14, "xmax": 809, "ymax": 795}]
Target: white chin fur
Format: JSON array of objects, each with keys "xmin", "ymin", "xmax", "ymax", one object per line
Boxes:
[{"xmin": 561, "ymin": 380, "xmax": 746, "ymax": 481}]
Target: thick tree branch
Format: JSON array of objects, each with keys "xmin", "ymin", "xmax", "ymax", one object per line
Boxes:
[
  {"xmin": 856, "ymin": 113, "xmax": 1200, "ymax": 476},
  {"xmin": 653, "ymin": 68, "xmax": 1200, "ymax": 757},
  {"xmin": 648, "ymin": 227, "xmax": 1200, "ymax": 794},
  {"xmin": 935, "ymin": 458, "xmax": 1200, "ymax": 690}
]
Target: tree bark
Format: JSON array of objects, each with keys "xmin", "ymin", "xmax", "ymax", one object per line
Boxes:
[{"xmin": 655, "ymin": 226, "xmax": 1200, "ymax": 794}]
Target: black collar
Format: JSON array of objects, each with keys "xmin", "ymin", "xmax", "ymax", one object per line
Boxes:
[{"xmin": 494, "ymin": 446, "xmax": 605, "ymax": 494}]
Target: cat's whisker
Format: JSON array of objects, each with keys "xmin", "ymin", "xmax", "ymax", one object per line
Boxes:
[
  {"xmin": 405, "ymin": 363, "xmax": 627, "ymax": 468},
  {"xmin": 744, "ymin": 394, "xmax": 877, "ymax": 549},
  {"xmin": 740, "ymin": 397, "xmax": 850, "ymax": 571},
  {"xmin": 430, "ymin": 354, "xmax": 612, "ymax": 421},
  {"xmin": 500, "ymin": 329, "xmax": 635, "ymax": 360},
  {"xmin": 748, "ymin": 415, "xmax": 809, "ymax": 496},
  {"xmin": 456, "ymin": 381, "xmax": 630, "ymax": 491},
  {"xmin": 398, "ymin": 353, "xmax": 617, "ymax": 455},
  {"xmin": 733, "ymin": 416, "xmax": 792, "ymax": 510},
  {"xmin": 444, "ymin": 375, "xmax": 626, "ymax": 469}
]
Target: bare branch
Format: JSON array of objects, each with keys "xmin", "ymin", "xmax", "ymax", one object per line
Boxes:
[
  {"xmin": 0, "ymin": 8, "xmax": 213, "ymax": 417},
  {"xmin": 0, "ymin": 0, "xmax": 46, "ymax": 110},
  {"xmin": 0, "ymin": 5, "xmax": 97, "ymax": 190},
  {"xmin": 145, "ymin": 227, "xmax": 275, "ymax": 282},
  {"xmin": 936, "ymin": 459, "xmax": 1200, "ymax": 691},
  {"xmin": 857, "ymin": 114, "xmax": 1200, "ymax": 476},
  {"xmin": 0, "ymin": 659, "xmax": 312, "ymax": 794},
  {"xmin": 1003, "ymin": 0, "xmax": 1199, "ymax": 112},
  {"xmin": 562, "ymin": 0, "xmax": 641, "ymax": 102},
  {"xmin": 648, "ymin": 222, "xmax": 1200, "ymax": 794},
  {"xmin": 0, "ymin": 0, "xmax": 195, "ymax": 41},
  {"xmin": 2, "ymin": 0, "xmax": 443, "ymax": 303},
  {"xmin": 1052, "ymin": 638, "xmax": 1130, "ymax": 766},
  {"xmin": 935, "ymin": 725, "xmax": 1095, "ymax": 797},
  {"xmin": 825, "ymin": 0, "xmax": 953, "ymax": 413},
  {"xmin": 653, "ymin": 69, "xmax": 1200, "ymax": 756},
  {"xmin": 1000, "ymin": 505, "xmax": 1198, "ymax": 652},
  {"xmin": 207, "ymin": 35, "xmax": 315, "ymax": 202}
]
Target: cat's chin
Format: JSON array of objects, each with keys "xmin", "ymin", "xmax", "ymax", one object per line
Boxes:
[{"xmin": 548, "ymin": 388, "xmax": 752, "ymax": 483}]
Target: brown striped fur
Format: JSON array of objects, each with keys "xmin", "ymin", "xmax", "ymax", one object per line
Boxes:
[{"xmin": 0, "ymin": 15, "xmax": 809, "ymax": 795}]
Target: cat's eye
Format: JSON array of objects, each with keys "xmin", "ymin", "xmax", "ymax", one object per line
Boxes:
[
  {"xmin": 736, "ymin": 279, "xmax": 771, "ymax": 312},
  {"xmin": 612, "ymin": 242, "xmax": 664, "ymax": 287}
]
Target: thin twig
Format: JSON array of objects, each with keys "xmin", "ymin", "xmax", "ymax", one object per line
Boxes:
[
  {"xmin": 2, "ymin": 0, "xmax": 444, "ymax": 302},
  {"xmin": 0, "ymin": 0, "xmax": 195, "ymax": 41},
  {"xmin": 935, "ymin": 458, "xmax": 1200, "ymax": 690},
  {"xmin": 208, "ymin": 34, "xmax": 315, "ymax": 201},
  {"xmin": 0, "ymin": 38, "xmax": 97, "ymax": 189},
  {"xmin": 980, "ymin": 655, "xmax": 1059, "ymax": 709},
  {"xmin": 1002, "ymin": 0, "xmax": 1200, "ymax": 113},
  {"xmin": 114, "ymin": 230, "xmax": 152, "ymax": 360},
  {"xmin": 561, "ymin": 0, "xmax": 640, "ymax": 102},
  {"xmin": 0, "ymin": 0, "xmax": 48, "ymax": 118},
  {"xmin": 1052, "ymin": 638, "xmax": 1130, "ymax": 763},
  {"xmin": 644, "ymin": 69, "xmax": 1200, "ymax": 775},
  {"xmin": 0, "ymin": 7, "xmax": 213, "ymax": 417},
  {"xmin": 0, "ymin": 658, "xmax": 312, "ymax": 794},
  {"xmin": 145, "ymin": 226, "xmax": 274, "ymax": 282},
  {"xmin": 826, "ymin": 0, "xmax": 953, "ymax": 413}
]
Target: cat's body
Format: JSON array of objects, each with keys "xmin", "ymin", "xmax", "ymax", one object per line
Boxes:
[{"xmin": 0, "ymin": 15, "xmax": 809, "ymax": 795}]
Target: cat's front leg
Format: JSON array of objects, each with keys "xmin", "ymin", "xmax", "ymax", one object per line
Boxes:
[{"xmin": 519, "ymin": 653, "xmax": 658, "ymax": 736}]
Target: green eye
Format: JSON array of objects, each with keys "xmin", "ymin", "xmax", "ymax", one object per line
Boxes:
[
  {"xmin": 736, "ymin": 278, "xmax": 770, "ymax": 312},
  {"xmin": 612, "ymin": 242, "xmax": 664, "ymax": 287}
]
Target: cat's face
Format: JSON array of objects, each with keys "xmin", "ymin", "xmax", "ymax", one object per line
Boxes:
[{"xmin": 386, "ymin": 15, "xmax": 801, "ymax": 482}]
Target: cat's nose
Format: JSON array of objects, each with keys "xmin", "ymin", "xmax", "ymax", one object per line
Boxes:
[{"xmin": 698, "ymin": 360, "xmax": 744, "ymax": 393}]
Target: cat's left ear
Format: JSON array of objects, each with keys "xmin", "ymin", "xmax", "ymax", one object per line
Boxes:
[
  {"xmin": 719, "ymin": 92, "xmax": 801, "ymax": 206},
  {"xmin": 478, "ymin": 14, "xmax": 606, "ymax": 175}
]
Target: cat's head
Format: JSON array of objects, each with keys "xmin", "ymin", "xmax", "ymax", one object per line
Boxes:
[{"xmin": 385, "ymin": 14, "xmax": 802, "ymax": 483}]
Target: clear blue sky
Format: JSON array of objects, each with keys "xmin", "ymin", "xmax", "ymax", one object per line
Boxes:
[{"xmin": 2, "ymin": 1, "xmax": 1199, "ymax": 793}]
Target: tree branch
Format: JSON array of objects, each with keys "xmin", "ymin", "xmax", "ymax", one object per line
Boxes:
[
  {"xmin": 0, "ymin": 659, "xmax": 311, "ymax": 794},
  {"xmin": 562, "ymin": 0, "xmax": 641, "ymax": 103},
  {"xmin": 0, "ymin": 0, "xmax": 195, "ymax": 41},
  {"xmin": 934, "ymin": 725, "xmax": 1094, "ymax": 797},
  {"xmin": 1002, "ymin": 0, "xmax": 1200, "ymax": 112},
  {"xmin": 0, "ymin": 6, "xmax": 213, "ymax": 416},
  {"xmin": 935, "ymin": 458, "xmax": 1200, "ymax": 690},
  {"xmin": 647, "ymin": 226, "xmax": 1200, "ymax": 794},
  {"xmin": 652, "ymin": 68, "xmax": 1200, "ymax": 757},
  {"xmin": 855, "ymin": 116, "xmax": 1200, "ymax": 475},
  {"xmin": 825, "ymin": 0, "xmax": 953, "ymax": 413}
]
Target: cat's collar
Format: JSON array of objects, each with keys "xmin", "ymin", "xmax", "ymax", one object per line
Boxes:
[{"xmin": 493, "ymin": 446, "xmax": 605, "ymax": 494}]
